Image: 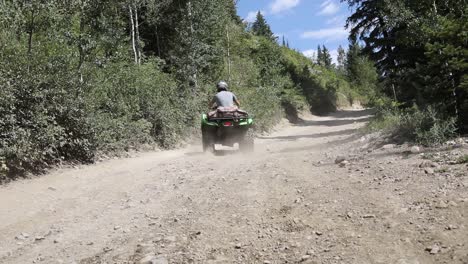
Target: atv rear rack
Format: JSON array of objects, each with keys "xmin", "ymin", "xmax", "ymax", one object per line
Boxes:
[{"xmin": 207, "ymin": 116, "xmax": 249, "ymax": 121}]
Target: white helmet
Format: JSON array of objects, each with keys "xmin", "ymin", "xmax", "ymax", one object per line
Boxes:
[{"xmin": 216, "ymin": 81, "xmax": 229, "ymax": 91}]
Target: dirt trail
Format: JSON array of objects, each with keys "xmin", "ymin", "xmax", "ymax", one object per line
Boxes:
[{"xmin": 1, "ymin": 110, "xmax": 467, "ymax": 264}]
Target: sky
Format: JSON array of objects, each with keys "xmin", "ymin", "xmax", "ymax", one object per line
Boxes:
[{"xmin": 237, "ymin": 0, "xmax": 352, "ymax": 63}]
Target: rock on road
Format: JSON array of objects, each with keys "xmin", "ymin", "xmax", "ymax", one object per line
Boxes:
[{"xmin": 1, "ymin": 109, "xmax": 467, "ymax": 264}]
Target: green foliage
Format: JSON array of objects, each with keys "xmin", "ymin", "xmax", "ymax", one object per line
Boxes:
[
  {"xmin": 87, "ymin": 60, "xmax": 185, "ymax": 151},
  {"xmin": 344, "ymin": 0, "xmax": 468, "ymax": 131},
  {"xmin": 368, "ymin": 106, "xmax": 457, "ymax": 146},
  {"xmin": 0, "ymin": 0, "xmax": 370, "ymax": 180},
  {"xmin": 219, "ymin": 23, "xmax": 287, "ymax": 130},
  {"xmin": 251, "ymin": 12, "xmax": 276, "ymax": 41},
  {"xmin": 337, "ymin": 45, "xmax": 346, "ymax": 72},
  {"xmin": 316, "ymin": 45, "xmax": 332, "ymax": 68},
  {"xmin": 423, "ymin": 10, "xmax": 468, "ymax": 130},
  {"xmin": 280, "ymin": 47, "xmax": 371, "ymax": 114},
  {"xmin": 0, "ymin": 47, "xmax": 94, "ymax": 176},
  {"xmin": 321, "ymin": 45, "xmax": 333, "ymax": 68}
]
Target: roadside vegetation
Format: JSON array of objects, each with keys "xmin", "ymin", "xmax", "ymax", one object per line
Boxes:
[
  {"xmin": 346, "ymin": 0, "xmax": 467, "ymax": 145},
  {"xmin": 0, "ymin": 1, "xmax": 375, "ymax": 180},
  {"xmin": 367, "ymin": 105, "xmax": 458, "ymax": 146}
]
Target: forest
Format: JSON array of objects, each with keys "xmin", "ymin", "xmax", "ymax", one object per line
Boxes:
[
  {"xmin": 345, "ymin": 0, "xmax": 467, "ymax": 145},
  {"xmin": 0, "ymin": 0, "xmax": 466, "ymax": 178}
]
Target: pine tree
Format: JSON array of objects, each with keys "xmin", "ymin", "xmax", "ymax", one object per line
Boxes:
[
  {"xmin": 251, "ymin": 12, "xmax": 276, "ymax": 41},
  {"xmin": 345, "ymin": 40, "xmax": 379, "ymax": 96},
  {"xmin": 321, "ymin": 45, "xmax": 332, "ymax": 68},
  {"xmin": 337, "ymin": 45, "xmax": 346, "ymax": 71},
  {"xmin": 317, "ymin": 45, "xmax": 323, "ymax": 66},
  {"xmin": 346, "ymin": 40, "xmax": 361, "ymax": 82}
]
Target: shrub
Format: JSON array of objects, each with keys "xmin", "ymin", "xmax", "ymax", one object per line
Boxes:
[
  {"xmin": 368, "ymin": 106, "xmax": 458, "ymax": 146},
  {"xmin": 87, "ymin": 60, "xmax": 186, "ymax": 151},
  {"xmin": 0, "ymin": 53, "xmax": 94, "ymax": 177}
]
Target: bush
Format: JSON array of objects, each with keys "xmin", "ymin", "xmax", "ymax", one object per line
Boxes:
[
  {"xmin": 368, "ymin": 106, "xmax": 458, "ymax": 146},
  {"xmin": 0, "ymin": 53, "xmax": 94, "ymax": 177},
  {"xmin": 87, "ymin": 60, "xmax": 187, "ymax": 151}
]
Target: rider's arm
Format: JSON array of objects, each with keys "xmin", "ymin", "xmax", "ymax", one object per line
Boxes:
[
  {"xmin": 233, "ymin": 94, "xmax": 240, "ymax": 107},
  {"xmin": 234, "ymin": 98, "xmax": 241, "ymax": 107}
]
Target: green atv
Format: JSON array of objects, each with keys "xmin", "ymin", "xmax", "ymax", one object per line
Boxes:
[{"xmin": 201, "ymin": 109, "xmax": 254, "ymax": 153}]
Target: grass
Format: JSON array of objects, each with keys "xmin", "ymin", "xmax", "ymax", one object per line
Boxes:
[{"xmin": 366, "ymin": 106, "xmax": 457, "ymax": 146}]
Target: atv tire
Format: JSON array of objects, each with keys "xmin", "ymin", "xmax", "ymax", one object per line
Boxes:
[{"xmin": 202, "ymin": 127, "xmax": 214, "ymax": 153}]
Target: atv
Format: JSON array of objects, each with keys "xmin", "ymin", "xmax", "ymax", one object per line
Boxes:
[{"xmin": 201, "ymin": 107, "xmax": 254, "ymax": 153}]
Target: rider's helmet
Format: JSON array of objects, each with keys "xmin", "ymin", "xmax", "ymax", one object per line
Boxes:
[{"xmin": 216, "ymin": 81, "xmax": 229, "ymax": 92}]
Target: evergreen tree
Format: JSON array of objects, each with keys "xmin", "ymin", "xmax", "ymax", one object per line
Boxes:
[
  {"xmin": 346, "ymin": 40, "xmax": 361, "ymax": 83},
  {"xmin": 321, "ymin": 45, "xmax": 332, "ymax": 68},
  {"xmin": 337, "ymin": 45, "xmax": 346, "ymax": 71},
  {"xmin": 317, "ymin": 45, "xmax": 323, "ymax": 66},
  {"xmin": 251, "ymin": 12, "xmax": 276, "ymax": 41},
  {"xmin": 344, "ymin": 0, "xmax": 468, "ymax": 130}
]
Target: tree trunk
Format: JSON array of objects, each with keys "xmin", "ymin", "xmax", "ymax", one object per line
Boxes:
[
  {"xmin": 155, "ymin": 25, "xmax": 161, "ymax": 58},
  {"xmin": 134, "ymin": 3, "xmax": 141, "ymax": 65},
  {"xmin": 187, "ymin": 1, "xmax": 197, "ymax": 92},
  {"xmin": 391, "ymin": 83, "xmax": 397, "ymax": 101},
  {"xmin": 27, "ymin": 6, "xmax": 35, "ymax": 55},
  {"xmin": 226, "ymin": 25, "xmax": 232, "ymax": 84},
  {"xmin": 78, "ymin": 10, "xmax": 85, "ymax": 83},
  {"xmin": 129, "ymin": 5, "xmax": 138, "ymax": 64},
  {"xmin": 448, "ymin": 69, "xmax": 459, "ymax": 118}
]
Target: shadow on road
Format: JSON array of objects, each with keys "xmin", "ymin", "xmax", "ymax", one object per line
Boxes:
[
  {"xmin": 296, "ymin": 117, "xmax": 372, "ymax": 127},
  {"xmin": 184, "ymin": 149, "xmax": 240, "ymax": 157},
  {"xmin": 278, "ymin": 132, "xmax": 364, "ymax": 153},
  {"xmin": 330, "ymin": 109, "xmax": 376, "ymax": 118},
  {"xmin": 296, "ymin": 109, "xmax": 375, "ymax": 127},
  {"xmin": 259, "ymin": 128, "xmax": 358, "ymax": 141}
]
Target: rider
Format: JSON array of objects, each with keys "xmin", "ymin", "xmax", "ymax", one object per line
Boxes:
[{"xmin": 210, "ymin": 81, "xmax": 241, "ymax": 109}]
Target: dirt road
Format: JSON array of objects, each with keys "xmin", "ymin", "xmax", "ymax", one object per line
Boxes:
[{"xmin": 1, "ymin": 110, "xmax": 467, "ymax": 264}]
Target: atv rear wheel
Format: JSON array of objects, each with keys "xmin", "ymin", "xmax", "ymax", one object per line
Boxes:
[{"xmin": 202, "ymin": 127, "xmax": 214, "ymax": 153}]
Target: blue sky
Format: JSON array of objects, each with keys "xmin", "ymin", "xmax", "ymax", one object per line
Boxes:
[{"xmin": 237, "ymin": 0, "xmax": 352, "ymax": 63}]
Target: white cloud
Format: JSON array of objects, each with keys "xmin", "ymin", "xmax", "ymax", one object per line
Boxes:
[
  {"xmin": 318, "ymin": 0, "xmax": 340, "ymax": 16},
  {"xmin": 330, "ymin": 49, "xmax": 339, "ymax": 65},
  {"xmin": 326, "ymin": 15, "xmax": 346, "ymax": 26},
  {"xmin": 301, "ymin": 27, "xmax": 348, "ymax": 41},
  {"xmin": 303, "ymin": 49, "xmax": 317, "ymax": 60},
  {"xmin": 270, "ymin": 0, "xmax": 301, "ymax": 14},
  {"xmin": 244, "ymin": 10, "xmax": 266, "ymax": 23}
]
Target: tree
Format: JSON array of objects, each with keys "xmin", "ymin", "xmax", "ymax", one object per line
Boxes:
[
  {"xmin": 423, "ymin": 10, "xmax": 468, "ymax": 129},
  {"xmin": 321, "ymin": 45, "xmax": 332, "ymax": 68},
  {"xmin": 0, "ymin": 0, "xmax": 370, "ymax": 177},
  {"xmin": 251, "ymin": 12, "xmax": 276, "ymax": 41},
  {"xmin": 346, "ymin": 40, "xmax": 360, "ymax": 82},
  {"xmin": 316, "ymin": 45, "xmax": 323, "ymax": 66},
  {"xmin": 343, "ymin": 0, "xmax": 468, "ymax": 130},
  {"xmin": 337, "ymin": 45, "xmax": 346, "ymax": 71}
]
